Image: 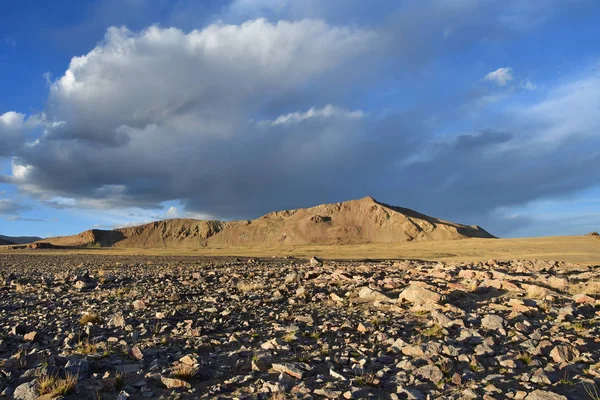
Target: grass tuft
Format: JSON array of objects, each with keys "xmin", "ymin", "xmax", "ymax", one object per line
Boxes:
[
  {"xmin": 236, "ymin": 281, "xmax": 265, "ymax": 292},
  {"xmin": 171, "ymin": 363, "xmax": 198, "ymax": 381},
  {"xmin": 516, "ymin": 351, "xmax": 532, "ymax": 365},
  {"xmin": 80, "ymin": 312, "xmax": 101, "ymax": 325},
  {"xmin": 75, "ymin": 338, "xmax": 98, "ymax": 355},
  {"xmin": 422, "ymin": 324, "xmax": 445, "ymax": 339},
  {"xmin": 38, "ymin": 373, "xmax": 78, "ymax": 396}
]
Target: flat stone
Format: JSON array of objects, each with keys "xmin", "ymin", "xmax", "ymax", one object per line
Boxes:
[
  {"xmin": 525, "ymin": 390, "xmax": 567, "ymax": 400},
  {"xmin": 397, "ymin": 286, "xmax": 442, "ymax": 304},
  {"xmin": 549, "ymin": 345, "xmax": 579, "ymax": 363},
  {"xmin": 160, "ymin": 376, "xmax": 191, "ymax": 389},
  {"xmin": 481, "ymin": 314, "xmax": 505, "ymax": 330},
  {"xmin": 272, "ymin": 362, "xmax": 309, "ymax": 379},
  {"xmin": 357, "ymin": 287, "xmax": 392, "ymax": 302}
]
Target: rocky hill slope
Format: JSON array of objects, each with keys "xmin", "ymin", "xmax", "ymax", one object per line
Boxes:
[{"xmin": 42, "ymin": 196, "xmax": 495, "ymax": 248}]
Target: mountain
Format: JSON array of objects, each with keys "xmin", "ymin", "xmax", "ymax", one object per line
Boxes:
[
  {"xmin": 0, "ymin": 237, "xmax": 14, "ymax": 246},
  {"xmin": 40, "ymin": 197, "xmax": 495, "ymax": 249},
  {"xmin": 0, "ymin": 235, "xmax": 43, "ymax": 245}
]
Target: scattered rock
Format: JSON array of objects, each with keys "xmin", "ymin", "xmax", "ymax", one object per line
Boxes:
[
  {"xmin": 397, "ymin": 285, "xmax": 442, "ymax": 304},
  {"xmin": 0, "ymin": 254, "xmax": 597, "ymax": 399},
  {"xmin": 549, "ymin": 344, "xmax": 580, "ymax": 363},
  {"xmin": 161, "ymin": 376, "xmax": 192, "ymax": 389},
  {"xmin": 525, "ymin": 390, "xmax": 567, "ymax": 400}
]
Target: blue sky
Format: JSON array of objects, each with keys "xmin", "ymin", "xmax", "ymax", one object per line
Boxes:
[{"xmin": 1, "ymin": 0, "xmax": 599, "ymax": 238}]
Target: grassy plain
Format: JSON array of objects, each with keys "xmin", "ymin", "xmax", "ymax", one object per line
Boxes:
[{"xmin": 3, "ymin": 235, "xmax": 599, "ymax": 265}]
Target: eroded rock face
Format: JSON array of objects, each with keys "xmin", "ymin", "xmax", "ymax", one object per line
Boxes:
[{"xmin": 0, "ymin": 254, "xmax": 597, "ymax": 399}]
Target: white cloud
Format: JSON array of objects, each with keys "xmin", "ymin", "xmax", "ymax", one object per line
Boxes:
[
  {"xmin": 6, "ymin": 20, "xmax": 375, "ymax": 216},
  {"xmin": 484, "ymin": 67, "xmax": 514, "ymax": 86},
  {"xmin": 515, "ymin": 73, "xmax": 600, "ymax": 142},
  {"xmin": 266, "ymin": 105, "xmax": 365, "ymax": 126},
  {"xmin": 42, "ymin": 20, "xmax": 374, "ymax": 145},
  {"xmin": 43, "ymin": 72, "xmax": 53, "ymax": 87},
  {"xmin": 520, "ymin": 78, "xmax": 537, "ymax": 90},
  {"xmin": 165, "ymin": 206, "xmax": 180, "ymax": 219}
]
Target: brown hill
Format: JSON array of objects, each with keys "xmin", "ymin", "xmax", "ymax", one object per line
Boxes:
[{"xmin": 42, "ymin": 196, "xmax": 495, "ymax": 249}]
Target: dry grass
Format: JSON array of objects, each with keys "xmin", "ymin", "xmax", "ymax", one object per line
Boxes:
[
  {"xmin": 38, "ymin": 373, "xmax": 78, "ymax": 396},
  {"xmin": 171, "ymin": 363, "xmax": 198, "ymax": 381},
  {"xmin": 4, "ymin": 236, "xmax": 599, "ymax": 265},
  {"xmin": 14, "ymin": 284, "xmax": 28, "ymax": 293},
  {"xmin": 568, "ymin": 280, "xmax": 600, "ymax": 296},
  {"xmin": 75, "ymin": 338, "xmax": 98, "ymax": 355},
  {"xmin": 584, "ymin": 383, "xmax": 600, "ymax": 400},
  {"xmin": 80, "ymin": 312, "xmax": 101, "ymax": 325},
  {"xmin": 237, "ymin": 281, "xmax": 265, "ymax": 292},
  {"xmin": 526, "ymin": 285, "xmax": 550, "ymax": 299},
  {"xmin": 282, "ymin": 332, "xmax": 297, "ymax": 343}
]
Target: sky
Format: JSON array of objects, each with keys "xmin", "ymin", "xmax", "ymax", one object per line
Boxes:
[{"xmin": 1, "ymin": 0, "xmax": 599, "ymax": 239}]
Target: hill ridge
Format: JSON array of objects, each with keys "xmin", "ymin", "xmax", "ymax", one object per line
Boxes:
[{"xmin": 36, "ymin": 196, "xmax": 496, "ymax": 248}]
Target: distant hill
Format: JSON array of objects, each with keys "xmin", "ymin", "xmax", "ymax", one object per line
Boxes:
[
  {"xmin": 40, "ymin": 196, "xmax": 495, "ymax": 249},
  {"xmin": 0, "ymin": 235, "xmax": 43, "ymax": 245},
  {"xmin": 0, "ymin": 237, "xmax": 14, "ymax": 246}
]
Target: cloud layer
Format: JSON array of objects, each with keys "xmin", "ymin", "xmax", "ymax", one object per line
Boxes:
[{"xmin": 2, "ymin": 0, "xmax": 600, "ymax": 236}]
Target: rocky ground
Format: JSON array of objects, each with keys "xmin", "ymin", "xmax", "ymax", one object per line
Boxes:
[{"xmin": 0, "ymin": 254, "xmax": 599, "ymax": 399}]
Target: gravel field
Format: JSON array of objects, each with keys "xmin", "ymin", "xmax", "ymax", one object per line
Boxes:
[{"xmin": 0, "ymin": 254, "xmax": 599, "ymax": 399}]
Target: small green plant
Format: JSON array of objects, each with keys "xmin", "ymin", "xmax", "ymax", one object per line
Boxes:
[
  {"xmin": 558, "ymin": 372, "xmax": 574, "ymax": 386},
  {"xmin": 422, "ymin": 325, "xmax": 445, "ymax": 339},
  {"xmin": 469, "ymin": 363, "xmax": 482, "ymax": 372},
  {"xmin": 75, "ymin": 338, "xmax": 98, "ymax": 355},
  {"xmin": 116, "ymin": 371, "xmax": 125, "ymax": 390},
  {"xmin": 298, "ymin": 354, "xmax": 309, "ymax": 363},
  {"xmin": 282, "ymin": 332, "xmax": 296, "ymax": 343},
  {"xmin": 516, "ymin": 351, "xmax": 532, "ymax": 365},
  {"xmin": 571, "ymin": 321, "xmax": 586, "ymax": 332},
  {"xmin": 116, "ymin": 287, "xmax": 129, "ymax": 297},
  {"xmin": 354, "ymin": 372, "xmax": 377, "ymax": 387}
]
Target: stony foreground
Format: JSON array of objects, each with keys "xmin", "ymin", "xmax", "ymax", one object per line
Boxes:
[{"xmin": 0, "ymin": 254, "xmax": 599, "ymax": 399}]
